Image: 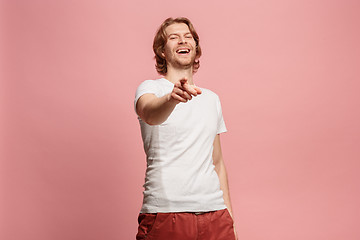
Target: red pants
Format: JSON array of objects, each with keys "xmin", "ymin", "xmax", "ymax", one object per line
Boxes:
[{"xmin": 136, "ymin": 208, "xmax": 235, "ymax": 240}]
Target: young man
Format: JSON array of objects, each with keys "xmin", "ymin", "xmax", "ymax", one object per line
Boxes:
[{"xmin": 134, "ymin": 17, "xmax": 237, "ymax": 240}]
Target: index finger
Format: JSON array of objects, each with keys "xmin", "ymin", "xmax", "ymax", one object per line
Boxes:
[
  {"xmin": 192, "ymin": 85, "xmax": 202, "ymax": 94},
  {"xmin": 182, "ymin": 83, "xmax": 198, "ymax": 96}
]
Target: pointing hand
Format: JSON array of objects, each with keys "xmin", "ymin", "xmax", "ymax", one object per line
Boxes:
[{"xmin": 170, "ymin": 78, "xmax": 202, "ymax": 103}]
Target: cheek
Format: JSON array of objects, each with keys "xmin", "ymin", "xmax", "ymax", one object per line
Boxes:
[
  {"xmin": 164, "ymin": 45, "xmax": 173, "ymax": 57},
  {"xmin": 164, "ymin": 47, "xmax": 171, "ymax": 55},
  {"xmin": 162, "ymin": 47, "xmax": 173, "ymax": 59},
  {"xmin": 162, "ymin": 44, "xmax": 170, "ymax": 57}
]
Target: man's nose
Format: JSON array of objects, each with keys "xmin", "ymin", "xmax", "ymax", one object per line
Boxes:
[{"xmin": 178, "ymin": 36, "xmax": 186, "ymax": 44}]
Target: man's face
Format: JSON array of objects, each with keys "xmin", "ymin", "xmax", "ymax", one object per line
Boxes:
[{"xmin": 162, "ymin": 23, "xmax": 197, "ymax": 71}]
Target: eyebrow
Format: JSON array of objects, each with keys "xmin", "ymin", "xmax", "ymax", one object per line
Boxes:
[{"xmin": 168, "ymin": 32, "xmax": 192, "ymax": 37}]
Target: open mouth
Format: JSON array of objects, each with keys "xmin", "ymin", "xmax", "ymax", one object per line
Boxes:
[{"xmin": 176, "ymin": 48, "xmax": 190, "ymax": 54}]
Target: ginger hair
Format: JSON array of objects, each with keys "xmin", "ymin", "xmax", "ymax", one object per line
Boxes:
[{"xmin": 153, "ymin": 17, "xmax": 202, "ymax": 75}]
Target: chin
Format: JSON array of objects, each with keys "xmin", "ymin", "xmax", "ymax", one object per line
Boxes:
[
  {"xmin": 177, "ymin": 59, "xmax": 195, "ymax": 67},
  {"xmin": 177, "ymin": 63, "xmax": 193, "ymax": 70}
]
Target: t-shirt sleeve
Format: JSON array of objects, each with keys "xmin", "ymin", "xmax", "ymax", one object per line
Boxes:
[
  {"xmin": 134, "ymin": 80, "xmax": 160, "ymax": 115},
  {"xmin": 216, "ymin": 95, "xmax": 227, "ymax": 134}
]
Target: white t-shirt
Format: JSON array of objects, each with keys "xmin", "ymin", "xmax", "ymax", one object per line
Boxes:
[{"xmin": 134, "ymin": 78, "xmax": 227, "ymax": 213}]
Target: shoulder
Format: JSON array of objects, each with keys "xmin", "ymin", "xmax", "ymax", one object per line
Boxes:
[
  {"xmin": 199, "ymin": 87, "xmax": 220, "ymax": 100},
  {"xmin": 135, "ymin": 78, "xmax": 174, "ymax": 104},
  {"xmin": 136, "ymin": 78, "xmax": 166, "ymax": 93},
  {"xmin": 137, "ymin": 78, "xmax": 164, "ymax": 89},
  {"xmin": 136, "ymin": 78, "xmax": 173, "ymax": 92},
  {"xmin": 197, "ymin": 87, "xmax": 223, "ymax": 113}
]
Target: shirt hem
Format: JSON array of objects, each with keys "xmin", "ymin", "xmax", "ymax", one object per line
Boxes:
[{"xmin": 139, "ymin": 205, "xmax": 227, "ymax": 214}]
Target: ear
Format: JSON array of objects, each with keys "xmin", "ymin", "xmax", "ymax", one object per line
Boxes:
[{"xmin": 161, "ymin": 49, "xmax": 165, "ymax": 58}]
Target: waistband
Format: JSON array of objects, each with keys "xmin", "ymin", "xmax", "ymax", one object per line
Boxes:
[{"xmin": 194, "ymin": 212, "xmax": 208, "ymax": 215}]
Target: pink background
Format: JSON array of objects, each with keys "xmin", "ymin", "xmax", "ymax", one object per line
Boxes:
[{"xmin": 1, "ymin": 0, "xmax": 360, "ymax": 239}]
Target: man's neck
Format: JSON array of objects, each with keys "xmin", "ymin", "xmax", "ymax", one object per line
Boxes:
[{"xmin": 164, "ymin": 67, "xmax": 194, "ymax": 85}]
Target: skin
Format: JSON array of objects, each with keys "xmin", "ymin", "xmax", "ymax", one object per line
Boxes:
[
  {"xmin": 213, "ymin": 134, "xmax": 238, "ymax": 240},
  {"xmin": 136, "ymin": 22, "xmax": 237, "ymax": 239}
]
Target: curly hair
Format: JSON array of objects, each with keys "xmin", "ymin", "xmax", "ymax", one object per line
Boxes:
[{"xmin": 153, "ymin": 17, "xmax": 202, "ymax": 75}]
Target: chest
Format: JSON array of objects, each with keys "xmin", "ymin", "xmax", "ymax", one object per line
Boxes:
[{"xmin": 163, "ymin": 95, "xmax": 218, "ymax": 138}]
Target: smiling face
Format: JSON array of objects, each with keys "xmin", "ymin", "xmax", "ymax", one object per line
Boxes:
[{"xmin": 162, "ymin": 23, "xmax": 197, "ymax": 71}]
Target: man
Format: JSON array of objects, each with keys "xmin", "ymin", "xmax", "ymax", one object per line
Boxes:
[{"xmin": 134, "ymin": 17, "xmax": 237, "ymax": 240}]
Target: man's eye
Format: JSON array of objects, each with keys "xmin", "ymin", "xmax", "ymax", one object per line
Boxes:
[
  {"xmin": 185, "ymin": 35, "xmax": 193, "ymax": 38},
  {"xmin": 169, "ymin": 36, "xmax": 177, "ymax": 40}
]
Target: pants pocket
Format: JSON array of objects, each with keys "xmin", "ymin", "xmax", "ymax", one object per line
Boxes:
[
  {"xmin": 136, "ymin": 213, "xmax": 157, "ymax": 240},
  {"xmin": 224, "ymin": 208, "xmax": 234, "ymax": 225},
  {"xmin": 146, "ymin": 213, "xmax": 173, "ymax": 238}
]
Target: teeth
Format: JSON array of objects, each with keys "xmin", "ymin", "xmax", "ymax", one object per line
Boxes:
[{"xmin": 177, "ymin": 49, "xmax": 190, "ymax": 53}]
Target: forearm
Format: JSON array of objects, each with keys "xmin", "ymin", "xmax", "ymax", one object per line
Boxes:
[
  {"xmin": 215, "ymin": 161, "xmax": 234, "ymax": 218},
  {"xmin": 138, "ymin": 93, "xmax": 178, "ymax": 125}
]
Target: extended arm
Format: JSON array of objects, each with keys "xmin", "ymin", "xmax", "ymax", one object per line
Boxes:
[
  {"xmin": 136, "ymin": 93, "xmax": 177, "ymax": 125},
  {"xmin": 136, "ymin": 78, "xmax": 201, "ymax": 125}
]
